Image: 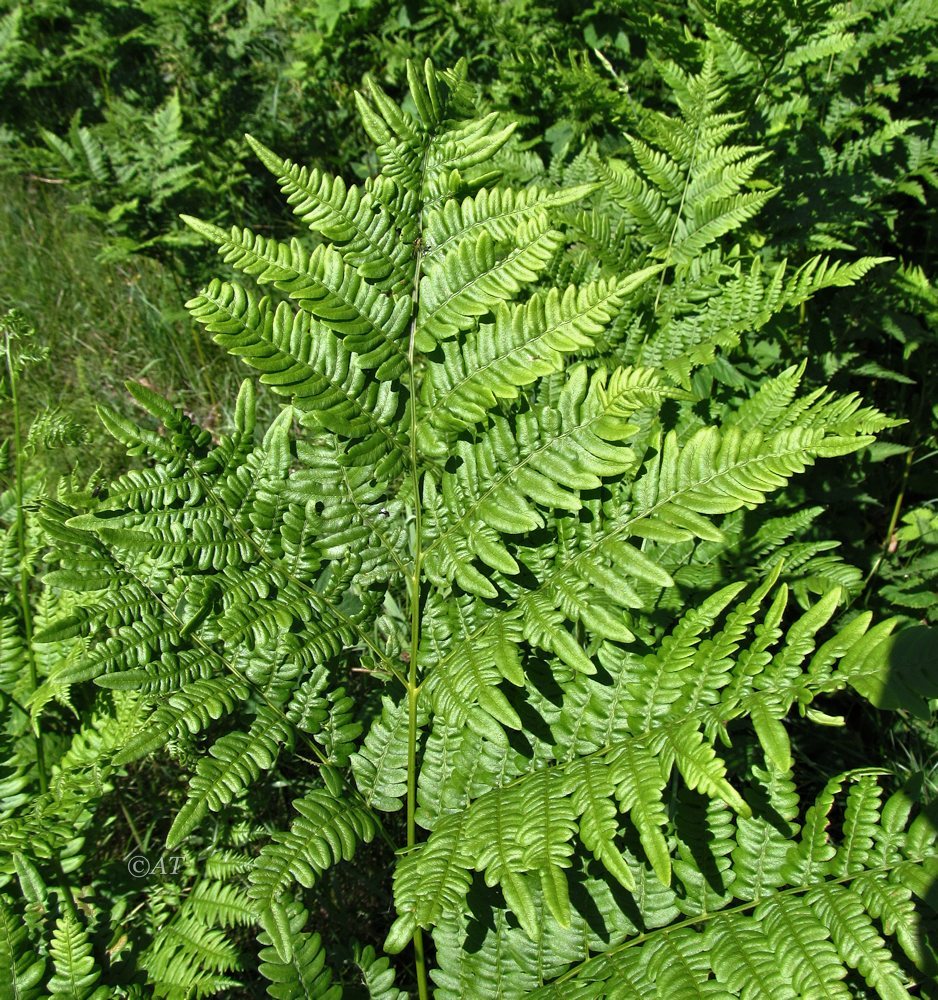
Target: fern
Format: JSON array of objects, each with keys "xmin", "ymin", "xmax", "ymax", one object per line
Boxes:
[
  {"xmin": 258, "ymin": 900, "xmax": 342, "ymax": 1000},
  {"xmin": 25, "ymin": 57, "xmax": 938, "ymax": 999},
  {"xmin": 0, "ymin": 893, "xmax": 45, "ymax": 999},
  {"xmin": 46, "ymin": 907, "xmax": 104, "ymax": 1000}
]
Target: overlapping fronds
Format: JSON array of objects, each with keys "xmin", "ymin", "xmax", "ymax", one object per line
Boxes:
[
  {"xmin": 595, "ymin": 54, "xmax": 775, "ymax": 269},
  {"xmin": 388, "ymin": 574, "xmax": 930, "ymax": 955},
  {"xmin": 21, "ymin": 56, "xmax": 935, "ymax": 1000}
]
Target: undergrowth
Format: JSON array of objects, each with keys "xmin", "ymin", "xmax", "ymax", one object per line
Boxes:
[{"xmin": 0, "ymin": 3, "xmax": 936, "ymax": 997}]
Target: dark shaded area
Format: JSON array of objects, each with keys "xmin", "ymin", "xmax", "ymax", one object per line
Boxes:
[{"xmin": 854, "ymin": 626, "xmax": 938, "ymax": 719}]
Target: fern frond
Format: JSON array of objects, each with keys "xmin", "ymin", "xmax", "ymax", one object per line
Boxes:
[
  {"xmin": 427, "ymin": 183, "xmax": 596, "ymax": 256},
  {"xmin": 46, "ymin": 908, "xmax": 101, "ymax": 999},
  {"xmin": 640, "ymin": 255, "xmax": 890, "ymax": 380},
  {"xmin": 423, "ymin": 365, "xmax": 676, "ymax": 599},
  {"xmin": 181, "ymin": 217, "xmax": 413, "ymax": 379},
  {"xmin": 113, "ymin": 676, "xmax": 250, "ymax": 765},
  {"xmin": 355, "ymin": 944, "xmax": 407, "ymax": 999},
  {"xmin": 246, "ymin": 133, "xmax": 412, "ymax": 290},
  {"xmin": 32, "ymin": 54, "xmax": 932, "ymax": 1000},
  {"xmin": 250, "ymin": 785, "xmax": 378, "ymax": 960},
  {"xmin": 0, "ymin": 894, "xmax": 45, "ymax": 999},
  {"xmin": 167, "ymin": 708, "xmax": 294, "ymax": 848},
  {"xmin": 258, "ymin": 901, "xmax": 342, "ymax": 999},
  {"xmin": 419, "ymin": 268, "xmax": 661, "ymax": 450},
  {"xmin": 416, "ymin": 216, "xmax": 562, "ymax": 351},
  {"xmin": 597, "ymin": 53, "xmax": 775, "ymax": 269},
  {"xmin": 187, "ymin": 880, "xmax": 256, "ymax": 930},
  {"xmin": 187, "ymin": 282, "xmax": 404, "ymax": 460},
  {"xmin": 351, "ymin": 695, "xmax": 419, "ymax": 813}
]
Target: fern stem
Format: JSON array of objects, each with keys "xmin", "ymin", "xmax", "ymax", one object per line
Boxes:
[
  {"xmin": 405, "ymin": 174, "xmax": 430, "ymax": 1000},
  {"xmin": 652, "ymin": 121, "xmax": 698, "ymax": 316},
  {"xmin": 860, "ymin": 445, "xmax": 913, "ymax": 598},
  {"xmin": 406, "ymin": 331, "xmax": 430, "ymax": 999},
  {"xmin": 118, "ymin": 793, "xmax": 146, "ymax": 853},
  {"xmin": 405, "ymin": 507, "xmax": 427, "ymax": 999},
  {"xmin": 3, "ymin": 321, "xmax": 47, "ymax": 794}
]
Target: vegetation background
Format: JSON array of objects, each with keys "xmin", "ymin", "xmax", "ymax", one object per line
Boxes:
[{"xmin": 1, "ymin": 1, "xmax": 937, "ymax": 997}]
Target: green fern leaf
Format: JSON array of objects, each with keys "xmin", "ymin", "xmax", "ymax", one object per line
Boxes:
[
  {"xmin": 257, "ymin": 901, "xmax": 342, "ymax": 1000},
  {"xmin": 355, "ymin": 944, "xmax": 407, "ymax": 999},
  {"xmin": 807, "ymin": 884, "xmax": 913, "ymax": 999},
  {"xmin": 0, "ymin": 894, "xmax": 45, "ymax": 1000},
  {"xmin": 46, "ymin": 910, "xmax": 102, "ymax": 999},
  {"xmin": 250, "ymin": 786, "xmax": 378, "ymax": 960},
  {"xmin": 167, "ymin": 708, "xmax": 294, "ymax": 848}
]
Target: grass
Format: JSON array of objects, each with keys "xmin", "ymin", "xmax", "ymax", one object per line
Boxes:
[{"xmin": 0, "ymin": 172, "xmax": 249, "ymax": 478}]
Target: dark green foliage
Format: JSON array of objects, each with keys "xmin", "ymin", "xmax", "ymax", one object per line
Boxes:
[
  {"xmin": 0, "ymin": 0, "xmax": 635, "ymax": 270},
  {"xmin": 1, "ymin": 4, "xmax": 936, "ymax": 998},
  {"xmin": 0, "ymin": 56, "xmax": 936, "ymax": 997}
]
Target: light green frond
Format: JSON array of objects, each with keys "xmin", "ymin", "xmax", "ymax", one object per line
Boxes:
[
  {"xmin": 94, "ymin": 379, "xmax": 212, "ymax": 465},
  {"xmin": 187, "ymin": 281, "xmax": 404, "ymax": 453},
  {"xmin": 423, "ymin": 365, "xmax": 663, "ymax": 598},
  {"xmin": 250, "ymin": 787, "xmax": 378, "ymax": 960},
  {"xmin": 708, "ymin": 920, "xmax": 798, "ymax": 999},
  {"xmin": 783, "ymin": 771, "xmax": 851, "ymax": 885},
  {"xmin": 517, "ymin": 769, "xmax": 578, "ymax": 928},
  {"xmin": 730, "ymin": 766, "xmax": 800, "ymax": 901},
  {"xmin": 182, "ymin": 217, "xmax": 412, "ymax": 379},
  {"xmin": 596, "ymin": 52, "xmax": 775, "ymax": 270},
  {"xmin": 420, "ymin": 595, "xmax": 524, "ymax": 742},
  {"xmin": 852, "ymin": 872, "xmax": 928, "ymax": 973},
  {"xmin": 631, "ymin": 375, "xmax": 887, "ymax": 530},
  {"xmin": 351, "ymin": 695, "xmax": 417, "ymax": 812},
  {"xmin": 646, "ymin": 931, "xmax": 723, "ymax": 998},
  {"xmin": 355, "ymin": 81, "xmax": 424, "ymax": 192},
  {"xmin": 834, "ymin": 773, "xmax": 885, "ymax": 876},
  {"xmin": 186, "ymin": 881, "xmax": 256, "ymax": 930},
  {"xmin": 565, "ymin": 757, "xmax": 636, "ymax": 891},
  {"xmin": 419, "ymin": 270, "xmax": 660, "ymax": 448},
  {"xmin": 641, "ymin": 255, "xmax": 890, "ymax": 381},
  {"xmin": 807, "ymin": 884, "xmax": 913, "ymax": 999},
  {"xmin": 433, "ymin": 897, "xmax": 591, "ymax": 1000},
  {"xmin": 258, "ymin": 902, "xmax": 342, "ymax": 1000},
  {"xmin": 385, "ymin": 812, "xmax": 475, "ymax": 955},
  {"xmin": 656, "ymin": 722, "xmax": 750, "ymax": 816},
  {"xmin": 627, "ymin": 581, "xmax": 749, "ymax": 732},
  {"xmin": 355, "ymin": 60, "xmax": 512, "ymax": 197},
  {"xmin": 0, "ymin": 894, "xmax": 45, "ymax": 1000},
  {"xmin": 113, "ymin": 676, "xmax": 250, "ymax": 765},
  {"xmin": 416, "ymin": 217, "xmax": 561, "ymax": 351},
  {"xmin": 288, "ymin": 440, "xmax": 406, "ymax": 578},
  {"xmin": 355, "ymin": 944, "xmax": 407, "ymax": 999},
  {"xmin": 245, "ymin": 133, "xmax": 412, "ymax": 290},
  {"xmin": 46, "ymin": 909, "xmax": 102, "ymax": 999},
  {"xmin": 426, "ymin": 183, "xmax": 596, "ymax": 255},
  {"xmin": 167, "ymin": 708, "xmax": 295, "ymax": 848},
  {"xmin": 141, "ymin": 913, "xmax": 242, "ymax": 997},
  {"xmin": 761, "ymin": 894, "xmax": 851, "ymax": 997}
]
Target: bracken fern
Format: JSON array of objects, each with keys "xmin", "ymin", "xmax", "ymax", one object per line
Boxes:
[{"xmin": 8, "ymin": 58, "xmax": 937, "ymax": 998}]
